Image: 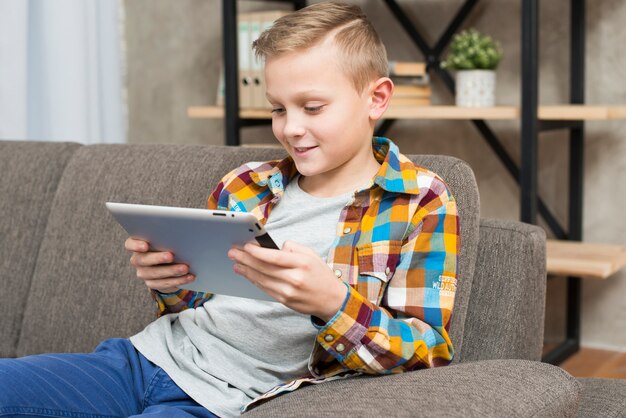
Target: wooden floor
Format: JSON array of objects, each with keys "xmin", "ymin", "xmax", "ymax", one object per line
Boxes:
[{"xmin": 559, "ymin": 347, "xmax": 626, "ymax": 379}]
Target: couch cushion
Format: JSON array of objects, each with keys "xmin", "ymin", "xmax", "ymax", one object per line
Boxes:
[
  {"xmin": 0, "ymin": 140, "xmax": 81, "ymax": 357},
  {"xmin": 577, "ymin": 378, "xmax": 626, "ymax": 417},
  {"xmin": 245, "ymin": 359, "xmax": 580, "ymax": 417},
  {"xmin": 16, "ymin": 144, "xmax": 287, "ymax": 355}
]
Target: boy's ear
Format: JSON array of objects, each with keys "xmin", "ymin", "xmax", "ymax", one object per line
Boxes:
[{"xmin": 368, "ymin": 77, "xmax": 394, "ymax": 121}]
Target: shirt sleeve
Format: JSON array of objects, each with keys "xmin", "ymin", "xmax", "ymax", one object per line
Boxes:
[
  {"xmin": 149, "ymin": 170, "xmax": 233, "ymax": 317},
  {"xmin": 151, "ymin": 289, "xmax": 211, "ymax": 317},
  {"xmin": 315, "ymin": 191, "xmax": 459, "ymax": 374}
]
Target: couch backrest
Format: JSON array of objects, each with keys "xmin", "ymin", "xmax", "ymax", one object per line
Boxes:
[
  {"xmin": 14, "ymin": 144, "xmax": 480, "ymax": 360},
  {"xmin": 16, "ymin": 144, "xmax": 269, "ymax": 355},
  {"xmin": 408, "ymin": 155, "xmax": 480, "ymax": 362},
  {"xmin": 0, "ymin": 141, "xmax": 82, "ymax": 357}
]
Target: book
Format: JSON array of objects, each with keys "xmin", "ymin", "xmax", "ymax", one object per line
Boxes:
[
  {"xmin": 392, "ymin": 84, "xmax": 432, "ymax": 98},
  {"xmin": 389, "ymin": 61, "xmax": 430, "ymax": 86},
  {"xmin": 390, "ymin": 82, "xmax": 431, "ymax": 106},
  {"xmin": 388, "ymin": 61, "xmax": 427, "ymax": 77},
  {"xmin": 389, "ymin": 96, "xmax": 431, "ymax": 107}
]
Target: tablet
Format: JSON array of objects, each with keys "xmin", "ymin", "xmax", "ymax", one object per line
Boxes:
[{"xmin": 106, "ymin": 202, "xmax": 278, "ymax": 302}]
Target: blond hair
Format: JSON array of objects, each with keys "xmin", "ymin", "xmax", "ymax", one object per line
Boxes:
[{"xmin": 252, "ymin": 1, "xmax": 388, "ymax": 93}]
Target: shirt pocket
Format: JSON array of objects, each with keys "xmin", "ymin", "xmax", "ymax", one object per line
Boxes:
[{"xmin": 355, "ymin": 241, "xmax": 402, "ymax": 304}]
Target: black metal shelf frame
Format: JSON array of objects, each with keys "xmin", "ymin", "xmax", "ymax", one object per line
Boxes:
[
  {"xmin": 220, "ymin": 0, "xmax": 586, "ymax": 364},
  {"xmin": 540, "ymin": 0, "xmax": 585, "ymax": 365}
]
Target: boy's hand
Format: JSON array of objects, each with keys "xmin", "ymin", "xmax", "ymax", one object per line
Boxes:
[
  {"xmin": 228, "ymin": 241, "xmax": 347, "ymax": 321},
  {"xmin": 124, "ymin": 237, "xmax": 195, "ymax": 294}
]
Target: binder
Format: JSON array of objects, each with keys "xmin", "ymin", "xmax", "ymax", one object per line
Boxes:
[
  {"xmin": 249, "ymin": 13, "xmax": 264, "ymax": 108},
  {"xmin": 237, "ymin": 13, "xmax": 253, "ymax": 108},
  {"xmin": 252, "ymin": 11, "xmax": 291, "ymax": 108},
  {"xmin": 216, "ymin": 62, "xmax": 225, "ymax": 107},
  {"xmin": 216, "ymin": 10, "xmax": 292, "ymax": 109}
]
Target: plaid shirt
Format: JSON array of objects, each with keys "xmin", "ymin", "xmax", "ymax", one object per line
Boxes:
[{"xmin": 152, "ymin": 137, "xmax": 459, "ymax": 410}]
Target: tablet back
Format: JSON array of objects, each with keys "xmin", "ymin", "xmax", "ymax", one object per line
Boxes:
[{"xmin": 106, "ymin": 202, "xmax": 277, "ymax": 302}]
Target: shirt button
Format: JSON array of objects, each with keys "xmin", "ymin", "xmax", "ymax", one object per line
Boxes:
[
  {"xmin": 324, "ymin": 334, "xmax": 334, "ymax": 342},
  {"xmin": 336, "ymin": 343, "xmax": 345, "ymax": 352},
  {"xmin": 343, "ymin": 227, "xmax": 352, "ymax": 234},
  {"xmin": 385, "ymin": 267, "xmax": 391, "ymax": 275},
  {"xmin": 334, "ymin": 269, "xmax": 342, "ymax": 278}
]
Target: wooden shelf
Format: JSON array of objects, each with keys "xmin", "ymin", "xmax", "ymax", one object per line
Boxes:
[
  {"xmin": 384, "ymin": 106, "xmax": 519, "ymax": 120},
  {"xmin": 188, "ymin": 106, "xmax": 270, "ymax": 119},
  {"xmin": 546, "ymin": 240, "xmax": 626, "ymax": 280},
  {"xmin": 188, "ymin": 105, "xmax": 626, "ymax": 121},
  {"xmin": 539, "ymin": 105, "xmax": 626, "ymax": 120}
]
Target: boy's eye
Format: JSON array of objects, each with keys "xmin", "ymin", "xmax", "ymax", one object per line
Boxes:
[
  {"xmin": 271, "ymin": 107, "xmax": 285, "ymax": 114},
  {"xmin": 304, "ymin": 105, "xmax": 324, "ymax": 113}
]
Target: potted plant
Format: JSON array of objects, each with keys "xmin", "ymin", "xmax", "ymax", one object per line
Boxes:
[{"xmin": 444, "ymin": 29, "xmax": 503, "ymax": 107}]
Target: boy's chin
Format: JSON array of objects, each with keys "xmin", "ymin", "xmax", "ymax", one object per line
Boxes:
[{"xmin": 292, "ymin": 161, "xmax": 321, "ymax": 178}]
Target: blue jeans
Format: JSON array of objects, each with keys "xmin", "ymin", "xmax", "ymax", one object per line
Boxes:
[{"xmin": 0, "ymin": 338, "xmax": 219, "ymax": 418}]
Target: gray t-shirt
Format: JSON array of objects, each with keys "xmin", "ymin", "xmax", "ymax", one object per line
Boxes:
[{"xmin": 131, "ymin": 175, "xmax": 352, "ymax": 417}]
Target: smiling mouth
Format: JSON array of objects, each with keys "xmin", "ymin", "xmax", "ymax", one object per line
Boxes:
[{"xmin": 293, "ymin": 146, "xmax": 317, "ymax": 152}]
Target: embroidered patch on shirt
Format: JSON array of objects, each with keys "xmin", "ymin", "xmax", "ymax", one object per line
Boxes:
[
  {"xmin": 269, "ymin": 173, "xmax": 283, "ymax": 190},
  {"xmin": 433, "ymin": 275, "xmax": 457, "ymax": 297}
]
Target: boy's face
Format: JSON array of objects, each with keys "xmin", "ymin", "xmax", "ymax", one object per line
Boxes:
[{"xmin": 265, "ymin": 39, "xmax": 384, "ymax": 189}]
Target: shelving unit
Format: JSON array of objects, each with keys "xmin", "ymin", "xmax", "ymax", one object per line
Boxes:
[
  {"xmin": 189, "ymin": 104, "xmax": 626, "ymax": 121},
  {"xmin": 193, "ymin": 0, "xmax": 626, "ymax": 364}
]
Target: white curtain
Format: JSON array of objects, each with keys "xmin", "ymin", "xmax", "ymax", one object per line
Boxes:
[{"xmin": 0, "ymin": 0, "xmax": 126, "ymax": 143}]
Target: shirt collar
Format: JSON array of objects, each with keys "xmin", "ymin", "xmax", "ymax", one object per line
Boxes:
[
  {"xmin": 248, "ymin": 157, "xmax": 298, "ymax": 197},
  {"xmin": 248, "ymin": 137, "xmax": 421, "ymax": 196},
  {"xmin": 371, "ymin": 137, "xmax": 421, "ymax": 195}
]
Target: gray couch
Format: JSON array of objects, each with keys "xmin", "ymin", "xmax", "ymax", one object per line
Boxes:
[{"xmin": 0, "ymin": 140, "xmax": 620, "ymax": 417}]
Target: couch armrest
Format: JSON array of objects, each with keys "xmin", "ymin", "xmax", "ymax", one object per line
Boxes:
[
  {"xmin": 245, "ymin": 360, "xmax": 579, "ymax": 417},
  {"xmin": 460, "ymin": 218, "xmax": 547, "ymax": 362}
]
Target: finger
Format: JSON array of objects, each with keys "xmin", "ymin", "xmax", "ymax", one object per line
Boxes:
[
  {"xmin": 232, "ymin": 244, "xmax": 309, "ymax": 279},
  {"xmin": 233, "ymin": 263, "xmax": 281, "ymax": 297},
  {"xmin": 144, "ymin": 274, "xmax": 195, "ymax": 292},
  {"xmin": 125, "ymin": 237, "xmax": 150, "ymax": 252},
  {"xmin": 240, "ymin": 243, "xmax": 304, "ymax": 269},
  {"xmin": 230, "ymin": 247, "xmax": 287, "ymax": 279},
  {"xmin": 282, "ymin": 240, "xmax": 317, "ymax": 256},
  {"xmin": 130, "ymin": 251, "xmax": 174, "ymax": 267},
  {"xmin": 135, "ymin": 263, "xmax": 189, "ymax": 281}
]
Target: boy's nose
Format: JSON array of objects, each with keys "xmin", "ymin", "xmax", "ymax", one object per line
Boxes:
[{"xmin": 282, "ymin": 114, "xmax": 306, "ymax": 139}]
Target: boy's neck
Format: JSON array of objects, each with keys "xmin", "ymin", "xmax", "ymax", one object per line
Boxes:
[{"xmin": 297, "ymin": 154, "xmax": 381, "ymax": 198}]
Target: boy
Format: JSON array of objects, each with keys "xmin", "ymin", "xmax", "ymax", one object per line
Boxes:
[{"xmin": 0, "ymin": 2, "xmax": 458, "ymax": 417}]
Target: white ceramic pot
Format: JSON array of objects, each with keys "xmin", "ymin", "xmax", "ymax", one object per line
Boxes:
[{"xmin": 455, "ymin": 69, "xmax": 496, "ymax": 107}]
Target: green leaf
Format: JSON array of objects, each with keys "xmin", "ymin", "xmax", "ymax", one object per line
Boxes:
[{"xmin": 444, "ymin": 28, "xmax": 503, "ymax": 70}]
